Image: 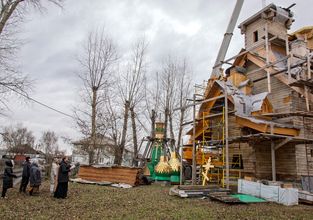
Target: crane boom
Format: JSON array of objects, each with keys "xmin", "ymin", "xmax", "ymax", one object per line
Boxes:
[{"xmin": 211, "ymin": 0, "xmax": 244, "ymax": 78}]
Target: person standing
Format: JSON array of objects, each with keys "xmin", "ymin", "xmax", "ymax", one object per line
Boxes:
[
  {"xmin": 54, "ymin": 156, "xmax": 74, "ymax": 199},
  {"xmin": 1, "ymin": 160, "xmax": 17, "ymax": 199},
  {"xmin": 29, "ymin": 160, "xmax": 42, "ymax": 196},
  {"xmin": 19, "ymin": 156, "xmax": 31, "ymax": 193},
  {"xmin": 50, "ymin": 158, "xmax": 59, "ymax": 194}
]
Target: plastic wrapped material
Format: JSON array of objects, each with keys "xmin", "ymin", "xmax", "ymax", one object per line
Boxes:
[
  {"xmin": 238, "ymin": 179, "xmax": 298, "ymax": 206},
  {"xmin": 238, "ymin": 179, "xmax": 261, "ymax": 197},
  {"xmin": 260, "ymin": 184, "xmax": 279, "ymax": 202},
  {"xmin": 279, "ymin": 188, "xmax": 298, "ymax": 206}
]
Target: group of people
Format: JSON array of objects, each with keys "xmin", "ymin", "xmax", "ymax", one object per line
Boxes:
[
  {"xmin": 1, "ymin": 156, "xmax": 74, "ymax": 199},
  {"xmin": 19, "ymin": 156, "xmax": 42, "ymax": 195},
  {"xmin": 51, "ymin": 156, "xmax": 74, "ymax": 199}
]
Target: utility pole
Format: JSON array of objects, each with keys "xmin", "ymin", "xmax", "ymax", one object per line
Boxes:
[
  {"xmin": 192, "ymin": 93, "xmax": 197, "ymax": 185},
  {"xmin": 224, "ymin": 79, "xmax": 230, "ymax": 189}
]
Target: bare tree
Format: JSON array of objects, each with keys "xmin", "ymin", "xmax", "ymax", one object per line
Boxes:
[
  {"xmin": 159, "ymin": 56, "xmax": 192, "ymax": 152},
  {"xmin": 39, "ymin": 130, "xmax": 58, "ymax": 157},
  {"xmin": 1, "ymin": 123, "xmax": 35, "ymax": 152},
  {"xmin": 0, "ymin": 0, "xmax": 64, "ymax": 112},
  {"xmin": 176, "ymin": 59, "xmax": 192, "ymax": 149},
  {"xmin": 75, "ymin": 29, "xmax": 117, "ymax": 164},
  {"xmin": 160, "ymin": 57, "xmax": 178, "ymax": 150},
  {"xmin": 115, "ymin": 39, "xmax": 148, "ymax": 165},
  {"xmin": 144, "ymin": 72, "xmax": 160, "ymax": 139}
]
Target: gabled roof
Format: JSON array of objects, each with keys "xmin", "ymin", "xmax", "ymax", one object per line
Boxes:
[
  {"xmin": 238, "ymin": 3, "xmax": 294, "ymax": 33},
  {"xmin": 238, "ymin": 3, "xmax": 276, "ymax": 30},
  {"xmin": 9, "ymin": 144, "xmax": 44, "ymax": 155}
]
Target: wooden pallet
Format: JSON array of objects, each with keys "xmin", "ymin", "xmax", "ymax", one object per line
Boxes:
[{"xmin": 208, "ymin": 192, "xmax": 244, "ymax": 204}]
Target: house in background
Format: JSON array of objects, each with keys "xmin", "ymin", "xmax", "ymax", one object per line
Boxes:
[
  {"xmin": 0, "ymin": 144, "xmax": 45, "ymax": 161},
  {"xmin": 72, "ymin": 135, "xmax": 134, "ymax": 166}
]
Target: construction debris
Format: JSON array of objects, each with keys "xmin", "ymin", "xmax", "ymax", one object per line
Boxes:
[
  {"xmin": 169, "ymin": 185, "xmax": 267, "ymax": 204},
  {"xmin": 301, "ymin": 176, "xmax": 313, "ymax": 193},
  {"xmin": 208, "ymin": 192, "xmax": 244, "ymax": 204},
  {"xmin": 70, "ymin": 177, "xmax": 112, "ymax": 186},
  {"xmin": 298, "ymin": 190, "xmax": 313, "ymax": 204},
  {"xmin": 78, "ymin": 165, "xmax": 144, "ymax": 186},
  {"xmin": 231, "ymin": 194, "xmax": 266, "ymax": 203},
  {"xmin": 238, "ymin": 179, "xmax": 298, "ymax": 206},
  {"xmin": 111, "ymin": 183, "xmax": 133, "ymax": 189},
  {"xmin": 169, "ymin": 185, "xmax": 229, "ymax": 198}
]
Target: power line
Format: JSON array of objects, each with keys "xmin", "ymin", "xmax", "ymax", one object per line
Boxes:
[{"xmin": 1, "ymin": 83, "xmax": 75, "ymax": 119}]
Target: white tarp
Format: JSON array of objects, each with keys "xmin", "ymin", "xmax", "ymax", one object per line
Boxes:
[
  {"xmin": 260, "ymin": 184, "xmax": 279, "ymax": 202},
  {"xmin": 238, "ymin": 179, "xmax": 298, "ymax": 206}
]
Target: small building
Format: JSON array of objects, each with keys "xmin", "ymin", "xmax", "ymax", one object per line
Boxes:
[
  {"xmin": 1, "ymin": 144, "xmax": 45, "ymax": 162},
  {"xmin": 72, "ymin": 135, "xmax": 134, "ymax": 166}
]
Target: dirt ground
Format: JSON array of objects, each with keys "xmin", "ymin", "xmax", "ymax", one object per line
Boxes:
[{"xmin": 0, "ymin": 181, "xmax": 312, "ymax": 220}]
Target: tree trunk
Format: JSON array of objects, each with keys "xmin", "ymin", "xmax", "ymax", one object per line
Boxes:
[
  {"xmin": 114, "ymin": 100, "xmax": 130, "ymax": 165},
  {"xmin": 150, "ymin": 109, "xmax": 156, "ymax": 138},
  {"xmin": 90, "ymin": 87, "xmax": 98, "ymax": 164},
  {"xmin": 168, "ymin": 112, "xmax": 176, "ymax": 151},
  {"xmin": 177, "ymin": 108, "xmax": 185, "ymax": 151},
  {"xmin": 130, "ymin": 106, "xmax": 138, "ymax": 167},
  {"xmin": 163, "ymin": 108, "xmax": 169, "ymax": 139},
  {"xmin": 88, "ymin": 150, "xmax": 94, "ymax": 165},
  {"xmin": 163, "ymin": 107, "xmax": 169, "ymax": 155}
]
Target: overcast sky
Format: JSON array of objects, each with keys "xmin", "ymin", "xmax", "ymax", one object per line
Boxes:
[{"xmin": 0, "ymin": 0, "xmax": 311, "ymax": 153}]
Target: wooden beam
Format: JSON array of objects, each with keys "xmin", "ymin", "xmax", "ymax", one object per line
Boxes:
[
  {"xmin": 271, "ymin": 140, "xmax": 276, "ymax": 181},
  {"xmin": 269, "ymin": 126, "xmax": 300, "ymax": 136},
  {"xmin": 247, "ymin": 54, "xmax": 313, "ymax": 103},
  {"xmin": 192, "ymin": 94, "xmax": 196, "ymax": 185},
  {"xmin": 235, "ymin": 116, "xmax": 300, "ymax": 136},
  {"xmin": 274, "ymin": 137, "xmax": 292, "ymax": 150},
  {"xmin": 213, "ymin": 36, "xmax": 278, "ymax": 69},
  {"xmin": 182, "ymin": 111, "xmax": 235, "ymax": 126},
  {"xmin": 224, "ymin": 80, "xmax": 230, "ymax": 190},
  {"xmin": 235, "ymin": 116, "xmax": 268, "ymax": 133},
  {"xmin": 173, "ymin": 94, "xmax": 225, "ymax": 112},
  {"xmin": 247, "ymin": 55, "xmax": 289, "ymax": 76},
  {"xmin": 265, "ymin": 21, "xmax": 272, "ymax": 93}
]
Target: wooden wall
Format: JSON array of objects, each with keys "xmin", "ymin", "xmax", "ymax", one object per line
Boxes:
[
  {"xmin": 244, "ymin": 18, "xmax": 287, "ymax": 50},
  {"xmin": 246, "ymin": 63, "xmax": 292, "ymax": 113},
  {"xmin": 276, "ymin": 143, "xmax": 297, "ymax": 181},
  {"xmin": 291, "ymin": 92, "xmax": 313, "ymax": 179},
  {"xmin": 254, "ymin": 143, "xmax": 272, "ymax": 179}
]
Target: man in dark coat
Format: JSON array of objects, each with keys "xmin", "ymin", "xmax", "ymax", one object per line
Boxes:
[
  {"xmin": 1, "ymin": 160, "xmax": 17, "ymax": 199},
  {"xmin": 54, "ymin": 156, "xmax": 73, "ymax": 199},
  {"xmin": 29, "ymin": 161, "xmax": 41, "ymax": 196},
  {"xmin": 19, "ymin": 156, "xmax": 31, "ymax": 193}
]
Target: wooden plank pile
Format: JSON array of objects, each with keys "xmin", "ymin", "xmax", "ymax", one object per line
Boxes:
[
  {"xmin": 299, "ymin": 190, "xmax": 313, "ymax": 204},
  {"xmin": 169, "ymin": 185, "xmax": 230, "ymax": 198},
  {"xmin": 78, "ymin": 165, "xmax": 143, "ymax": 186}
]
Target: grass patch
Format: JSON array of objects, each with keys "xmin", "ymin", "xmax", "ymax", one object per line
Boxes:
[{"xmin": 0, "ymin": 181, "xmax": 312, "ymax": 219}]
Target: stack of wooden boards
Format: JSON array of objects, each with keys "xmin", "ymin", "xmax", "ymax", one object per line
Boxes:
[
  {"xmin": 78, "ymin": 165, "xmax": 143, "ymax": 186},
  {"xmin": 169, "ymin": 185, "xmax": 230, "ymax": 198}
]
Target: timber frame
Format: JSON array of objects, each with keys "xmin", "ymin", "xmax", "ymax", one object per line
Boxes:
[{"xmin": 182, "ymin": 4, "xmax": 313, "ymax": 187}]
